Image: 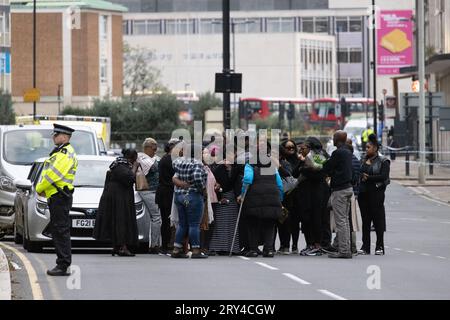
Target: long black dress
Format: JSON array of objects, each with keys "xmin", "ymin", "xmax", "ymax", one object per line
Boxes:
[{"xmin": 93, "ymin": 160, "xmax": 138, "ymax": 247}]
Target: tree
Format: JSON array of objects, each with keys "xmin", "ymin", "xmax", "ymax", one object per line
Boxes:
[
  {"xmin": 123, "ymin": 42, "xmax": 164, "ymax": 102},
  {"xmin": 0, "ymin": 91, "xmax": 15, "ymax": 124},
  {"xmin": 191, "ymin": 92, "xmax": 222, "ymax": 127}
]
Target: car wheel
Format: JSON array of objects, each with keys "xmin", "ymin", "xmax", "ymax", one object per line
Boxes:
[
  {"xmin": 136, "ymin": 242, "xmax": 149, "ymax": 254},
  {"xmin": 14, "ymin": 223, "xmax": 23, "ymax": 245},
  {"xmin": 26, "ymin": 240, "xmax": 43, "ymax": 253}
]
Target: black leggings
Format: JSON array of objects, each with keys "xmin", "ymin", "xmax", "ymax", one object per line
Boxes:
[{"xmin": 247, "ymin": 217, "xmax": 276, "ymax": 252}]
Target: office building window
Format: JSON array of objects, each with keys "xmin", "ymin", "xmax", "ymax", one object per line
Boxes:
[
  {"xmin": 349, "ymin": 17, "xmax": 362, "ymax": 32},
  {"xmin": 349, "ymin": 48, "xmax": 362, "ymax": 63},
  {"xmin": 199, "ymin": 18, "xmax": 222, "ymax": 34},
  {"xmin": 266, "ymin": 17, "xmax": 294, "ymax": 33},
  {"xmin": 233, "ymin": 18, "xmax": 260, "ymax": 33},
  {"xmin": 123, "ymin": 20, "xmax": 128, "ymax": 35},
  {"xmin": 338, "ymin": 80, "xmax": 349, "ymax": 94},
  {"xmin": 133, "ymin": 20, "xmax": 146, "ymax": 35},
  {"xmin": 338, "ymin": 49, "xmax": 349, "ymax": 63},
  {"xmin": 147, "ymin": 20, "xmax": 162, "ymax": 34},
  {"xmin": 315, "ymin": 17, "xmax": 328, "ymax": 33},
  {"xmin": 350, "ymin": 80, "xmax": 363, "ymax": 94},
  {"xmin": 301, "ymin": 17, "xmax": 314, "ymax": 33},
  {"xmin": 336, "ymin": 17, "xmax": 348, "ymax": 32}
]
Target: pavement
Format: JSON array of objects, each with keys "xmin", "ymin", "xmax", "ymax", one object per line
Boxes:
[
  {"xmin": 0, "ymin": 182, "xmax": 449, "ymax": 300},
  {"xmin": 389, "ymin": 155, "xmax": 450, "ymax": 204}
]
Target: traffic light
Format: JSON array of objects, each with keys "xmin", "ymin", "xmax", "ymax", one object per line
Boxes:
[
  {"xmin": 378, "ymin": 101, "xmax": 385, "ymax": 121},
  {"xmin": 279, "ymin": 104, "xmax": 285, "ymax": 122},
  {"xmin": 287, "ymin": 103, "xmax": 295, "ymax": 120}
]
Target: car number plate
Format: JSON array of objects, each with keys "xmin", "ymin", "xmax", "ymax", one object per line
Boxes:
[{"xmin": 72, "ymin": 219, "xmax": 95, "ymax": 228}]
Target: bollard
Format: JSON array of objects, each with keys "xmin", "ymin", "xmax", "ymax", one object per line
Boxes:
[{"xmin": 405, "ymin": 148, "xmax": 410, "ymax": 176}]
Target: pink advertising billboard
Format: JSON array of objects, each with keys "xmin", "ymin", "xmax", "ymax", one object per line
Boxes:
[{"xmin": 377, "ymin": 10, "xmax": 414, "ymax": 75}]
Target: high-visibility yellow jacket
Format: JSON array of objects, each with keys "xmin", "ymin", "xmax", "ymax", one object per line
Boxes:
[
  {"xmin": 36, "ymin": 143, "xmax": 78, "ymax": 198},
  {"xmin": 362, "ymin": 128, "xmax": 374, "ymax": 143}
]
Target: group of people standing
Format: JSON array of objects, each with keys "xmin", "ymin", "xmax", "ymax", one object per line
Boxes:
[{"xmin": 93, "ymin": 130, "xmax": 391, "ymax": 260}]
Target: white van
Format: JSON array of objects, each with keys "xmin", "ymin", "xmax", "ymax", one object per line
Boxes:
[{"xmin": 0, "ymin": 125, "xmax": 100, "ymax": 235}]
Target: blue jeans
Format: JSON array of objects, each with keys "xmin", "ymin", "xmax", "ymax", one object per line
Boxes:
[{"xmin": 174, "ymin": 192, "xmax": 204, "ymax": 249}]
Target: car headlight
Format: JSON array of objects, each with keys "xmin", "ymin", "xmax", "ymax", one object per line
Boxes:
[
  {"xmin": 36, "ymin": 200, "xmax": 49, "ymax": 216},
  {"xmin": 0, "ymin": 175, "xmax": 17, "ymax": 193},
  {"xmin": 135, "ymin": 201, "xmax": 144, "ymax": 216}
]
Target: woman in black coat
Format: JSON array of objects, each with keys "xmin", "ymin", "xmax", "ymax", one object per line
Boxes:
[
  {"xmin": 358, "ymin": 134, "xmax": 390, "ymax": 255},
  {"xmin": 94, "ymin": 149, "xmax": 138, "ymax": 256}
]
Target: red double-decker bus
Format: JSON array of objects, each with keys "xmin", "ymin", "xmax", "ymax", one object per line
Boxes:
[
  {"xmin": 310, "ymin": 97, "xmax": 375, "ymax": 129},
  {"xmin": 238, "ymin": 97, "xmax": 312, "ymax": 131}
]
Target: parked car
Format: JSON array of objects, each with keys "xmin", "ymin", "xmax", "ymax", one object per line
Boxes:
[
  {"xmin": 13, "ymin": 155, "xmax": 150, "ymax": 252},
  {"xmin": 0, "ymin": 125, "xmax": 100, "ymax": 235}
]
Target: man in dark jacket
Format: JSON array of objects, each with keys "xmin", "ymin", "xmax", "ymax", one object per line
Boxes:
[{"xmin": 323, "ymin": 131, "xmax": 354, "ymax": 259}]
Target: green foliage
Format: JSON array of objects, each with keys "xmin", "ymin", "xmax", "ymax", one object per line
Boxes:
[
  {"xmin": 0, "ymin": 91, "xmax": 15, "ymax": 125},
  {"xmin": 62, "ymin": 93, "xmax": 183, "ymax": 142},
  {"xmin": 191, "ymin": 92, "xmax": 222, "ymax": 125}
]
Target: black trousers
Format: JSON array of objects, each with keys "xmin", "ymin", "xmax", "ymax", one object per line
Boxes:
[
  {"xmin": 247, "ymin": 217, "xmax": 276, "ymax": 252},
  {"xmin": 48, "ymin": 192, "xmax": 72, "ymax": 269},
  {"xmin": 158, "ymin": 190, "xmax": 174, "ymax": 250},
  {"xmin": 358, "ymin": 190, "xmax": 386, "ymax": 252}
]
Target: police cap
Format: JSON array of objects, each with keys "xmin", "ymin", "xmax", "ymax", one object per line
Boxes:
[{"xmin": 52, "ymin": 123, "xmax": 75, "ymax": 136}]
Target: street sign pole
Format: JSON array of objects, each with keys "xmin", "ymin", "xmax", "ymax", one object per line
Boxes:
[
  {"xmin": 418, "ymin": 1, "xmax": 426, "ymax": 184},
  {"xmin": 222, "ymin": 0, "xmax": 231, "ymax": 130}
]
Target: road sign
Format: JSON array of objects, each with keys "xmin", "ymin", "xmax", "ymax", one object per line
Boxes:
[{"xmin": 23, "ymin": 88, "xmax": 40, "ymax": 103}]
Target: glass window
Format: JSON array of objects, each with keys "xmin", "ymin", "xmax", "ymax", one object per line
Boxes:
[
  {"xmin": 3, "ymin": 129, "xmax": 96, "ymax": 165},
  {"xmin": 178, "ymin": 19, "xmax": 194, "ymax": 34},
  {"xmin": 350, "ymin": 81, "xmax": 363, "ymax": 94},
  {"xmin": 165, "ymin": 20, "xmax": 176, "ymax": 34},
  {"xmin": 246, "ymin": 19, "xmax": 260, "ymax": 33},
  {"xmin": 338, "ymin": 49, "xmax": 348, "ymax": 63},
  {"xmin": 280, "ymin": 17, "xmax": 295, "ymax": 32},
  {"xmin": 100, "ymin": 58, "xmax": 108, "ymax": 84},
  {"xmin": 133, "ymin": 20, "xmax": 146, "ymax": 35},
  {"xmin": 147, "ymin": 20, "xmax": 162, "ymax": 34},
  {"xmin": 338, "ymin": 80, "xmax": 349, "ymax": 94},
  {"xmin": 336, "ymin": 17, "xmax": 348, "ymax": 32},
  {"xmin": 100, "ymin": 15, "xmax": 108, "ymax": 40},
  {"xmin": 302, "ymin": 17, "xmax": 314, "ymax": 33},
  {"xmin": 72, "ymin": 160, "xmax": 112, "ymax": 188},
  {"xmin": 349, "ymin": 17, "xmax": 362, "ymax": 32},
  {"xmin": 315, "ymin": 17, "xmax": 328, "ymax": 33},
  {"xmin": 350, "ymin": 48, "xmax": 362, "ymax": 63},
  {"xmin": 266, "ymin": 18, "xmax": 280, "ymax": 33},
  {"xmin": 199, "ymin": 19, "xmax": 222, "ymax": 34},
  {"xmin": 122, "ymin": 20, "xmax": 128, "ymax": 35}
]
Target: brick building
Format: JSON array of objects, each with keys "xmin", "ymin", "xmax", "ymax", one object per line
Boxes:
[{"xmin": 11, "ymin": 0, "xmax": 127, "ymax": 115}]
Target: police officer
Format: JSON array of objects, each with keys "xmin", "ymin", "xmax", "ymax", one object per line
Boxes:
[
  {"xmin": 361, "ymin": 125, "xmax": 374, "ymax": 153},
  {"xmin": 36, "ymin": 124, "xmax": 77, "ymax": 276}
]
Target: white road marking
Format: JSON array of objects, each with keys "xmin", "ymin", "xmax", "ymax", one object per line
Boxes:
[
  {"xmin": 419, "ymin": 195, "xmax": 450, "ymax": 207},
  {"xmin": 32, "ymin": 253, "xmax": 62, "ymax": 300},
  {"xmin": 282, "ymin": 273, "xmax": 311, "ymax": 285},
  {"xmin": 0, "ymin": 242, "xmax": 43, "ymax": 300},
  {"xmin": 421, "ymin": 253, "xmax": 431, "ymax": 256},
  {"xmin": 255, "ymin": 262, "xmax": 279, "ymax": 271},
  {"xmin": 385, "ymin": 246, "xmax": 390, "ymax": 248},
  {"xmin": 318, "ymin": 289, "xmax": 347, "ymax": 300},
  {"xmin": 239, "ymin": 256, "xmax": 250, "ymax": 261},
  {"xmin": 407, "ymin": 250, "xmax": 416, "ymax": 253},
  {"xmin": 394, "ymin": 248, "xmax": 403, "ymax": 251},
  {"xmin": 436, "ymin": 256, "xmax": 447, "ymax": 260}
]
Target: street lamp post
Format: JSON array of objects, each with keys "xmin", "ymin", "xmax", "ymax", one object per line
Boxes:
[{"xmin": 33, "ymin": 0, "xmax": 37, "ymax": 120}]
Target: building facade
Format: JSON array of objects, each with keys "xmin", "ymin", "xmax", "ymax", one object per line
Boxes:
[
  {"xmin": 11, "ymin": 0, "xmax": 127, "ymax": 116},
  {"xmin": 0, "ymin": 0, "xmax": 10, "ymax": 93}
]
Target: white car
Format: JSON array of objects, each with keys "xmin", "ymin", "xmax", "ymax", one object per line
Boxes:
[
  {"xmin": 343, "ymin": 119, "xmax": 374, "ymax": 151},
  {"xmin": 13, "ymin": 156, "xmax": 150, "ymax": 253}
]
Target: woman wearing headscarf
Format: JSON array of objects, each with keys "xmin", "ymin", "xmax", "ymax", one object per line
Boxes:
[
  {"xmin": 358, "ymin": 134, "xmax": 390, "ymax": 255},
  {"xmin": 94, "ymin": 149, "xmax": 138, "ymax": 256}
]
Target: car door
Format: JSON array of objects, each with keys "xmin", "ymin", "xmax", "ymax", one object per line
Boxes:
[
  {"xmin": 14, "ymin": 163, "xmax": 38, "ymax": 232},
  {"xmin": 22, "ymin": 163, "xmax": 43, "ymax": 236}
]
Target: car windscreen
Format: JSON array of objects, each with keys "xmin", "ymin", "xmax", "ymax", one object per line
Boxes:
[
  {"xmin": 72, "ymin": 160, "xmax": 112, "ymax": 188},
  {"xmin": 3, "ymin": 129, "xmax": 97, "ymax": 165}
]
